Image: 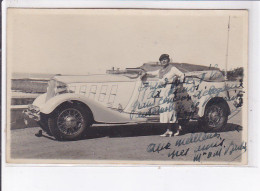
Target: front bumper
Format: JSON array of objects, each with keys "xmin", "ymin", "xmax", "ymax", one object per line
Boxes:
[{"xmin": 23, "ymin": 104, "xmax": 40, "ymax": 122}]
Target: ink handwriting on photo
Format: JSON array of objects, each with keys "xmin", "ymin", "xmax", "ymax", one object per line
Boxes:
[
  {"xmin": 147, "ymin": 142, "xmax": 171, "ymax": 153},
  {"xmin": 146, "ymin": 132, "xmax": 247, "ymax": 162}
]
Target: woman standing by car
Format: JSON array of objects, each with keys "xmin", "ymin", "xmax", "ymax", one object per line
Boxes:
[{"xmin": 142, "ymin": 54, "xmax": 184, "ymax": 137}]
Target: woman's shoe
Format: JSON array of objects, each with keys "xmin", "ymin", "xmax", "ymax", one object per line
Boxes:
[
  {"xmin": 174, "ymin": 125, "xmax": 182, "ymax": 136},
  {"xmin": 160, "ymin": 129, "xmax": 173, "ymax": 137}
]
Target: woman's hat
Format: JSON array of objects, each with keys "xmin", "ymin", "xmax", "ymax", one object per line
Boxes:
[{"xmin": 159, "ymin": 54, "xmax": 170, "ymax": 61}]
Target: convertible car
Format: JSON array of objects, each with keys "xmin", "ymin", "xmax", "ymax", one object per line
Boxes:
[{"xmin": 23, "ymin": 63, "xmax": 243, "ymax": 140}]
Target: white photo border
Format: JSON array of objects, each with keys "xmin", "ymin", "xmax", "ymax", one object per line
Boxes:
[{"xmin": 2, "ymin": 0, "xmax": 260, "ymax": 190}]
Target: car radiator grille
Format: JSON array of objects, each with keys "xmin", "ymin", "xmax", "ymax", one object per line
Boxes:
[{"xmin": 45, "ymin": 79, "xmax": 56, "ymax": 102}]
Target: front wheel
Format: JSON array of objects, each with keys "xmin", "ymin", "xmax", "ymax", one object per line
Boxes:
[
  {"xmin": 199, "ymin": 102, "xmax": 228, "ymax": 132},
  {"xmin": 48, "ymin": 104, "xmax": 92, "ymax": 141}
]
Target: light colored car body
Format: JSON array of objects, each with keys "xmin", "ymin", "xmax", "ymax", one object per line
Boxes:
[
  {"xmin": 29, "ymin": 70, "xmax": 241, "ymax": 123},
  {"xmin": 24, "ymin": 64, "xmax": 243, "ymax": 140},
  {"xmin": 32, "ymin": 74, "xmax": 146, "ymax": 123}
]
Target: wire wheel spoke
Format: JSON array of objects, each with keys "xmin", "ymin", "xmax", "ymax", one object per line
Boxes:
[
  {"xmin": 206, "ymin": 106, "xmax": 223, "ymax": 128},
  {"xmin": 57, "ymin": 108, "xmax": 84, "ymax": 135}
]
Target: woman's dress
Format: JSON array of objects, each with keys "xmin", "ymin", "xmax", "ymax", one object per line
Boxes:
[{"xmin": 158, "ymin": 65, "xmax": 183, "ymax": 123}]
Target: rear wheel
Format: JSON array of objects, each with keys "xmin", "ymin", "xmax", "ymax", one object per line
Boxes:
[
  {"xmin": 199, "ymin": 102, "xmax": 228, "ymax": 132},
  {"xmin": 48, "ymin": 104, "xmax": 92, "ymax": 141}
]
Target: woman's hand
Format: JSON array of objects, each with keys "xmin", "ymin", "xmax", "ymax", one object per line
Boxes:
[
  {"xmin": 179, "ymin": 74, "xmax": 185, "ymax": 83},
  {"xmin": 139, "ymin": 70, "xmax": 147, "ymax": 80},
  {"xmin": 158, "ymin": 77, "xmax": 169, "ymax": 87}
]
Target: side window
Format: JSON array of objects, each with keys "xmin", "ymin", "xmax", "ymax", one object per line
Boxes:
[
  {"xmin": 108, "ymin": 85, "xmax": 118, "ymax": 103},
  {"xmin": 89, "ymin": 85, "xmax": 97, "ymax": 99},
  {"xmin": 79, "ymin": 86, "xmax": 87, "ymax": 95},
  {"xmin": 98, "ymin": 85, "xmax": 108, "ymax": 102}
]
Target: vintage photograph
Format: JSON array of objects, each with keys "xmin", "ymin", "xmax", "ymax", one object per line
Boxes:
[{"xmin": 6, "ymin": 9, "xmax": 248, "ymax": 164}]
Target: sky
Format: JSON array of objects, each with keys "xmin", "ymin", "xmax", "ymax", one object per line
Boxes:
[{"xmin": 7, "ymin": 9, "xmax": 248, "ymax": 75}]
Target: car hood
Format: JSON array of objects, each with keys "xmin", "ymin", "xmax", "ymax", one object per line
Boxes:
[
  {"xmin": 53, "ymin": 69, "xmax": 224, "ymax": 84},
  {"xmin": 53, "ymin": 74, "xmax": 139, "ymax": 84}
]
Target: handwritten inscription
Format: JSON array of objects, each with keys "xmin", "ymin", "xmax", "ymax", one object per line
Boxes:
[
  {"xmin": 168, "ymin": 148, "xmax": 190, "ymax": 159},
  {"xmin": 146, "ymin": 132, "xmax": 247, "ymax": 162},
  {"xmin": 142, "ymin": 65, "xmax": 245, "ymax": 162},
  {"xmin": 224, "ymin": 141, "xmax": 247, "ymax": 155},
  {"xmin": 130, "ymin": 65, "xmax": 243, "ymax": 120},
  {"xmin": 175, "ymin": 132, "xmax": 220, "ymax": 147},
  {"xmin": 194, "ymin": 139, "xmax": 225, "ymax": 153},
  {"xmin": 147, "ymin": 142, "xmax": 171, "ymax": 153}
]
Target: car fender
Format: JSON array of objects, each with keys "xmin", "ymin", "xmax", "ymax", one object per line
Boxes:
[
  {"xmin": 196, "ymin": 91, "xmax": 230, "ymax": 117},
  {"xmin": 33, "ymin": 93, "xmax": 48, "ymax": 108},
  {"xmin": 38, "ymin": 93, "xmax": 146, "ymax": 123}
]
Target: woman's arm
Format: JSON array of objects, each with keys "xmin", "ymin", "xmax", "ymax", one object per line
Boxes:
[
  {"xmin": 165, "ymin": 66, "xmax": 183, "ymax": 80},
  {"xmin": 159, "ymin": 67, "xmax": 184, "ymax": 85},
  {"xmin": 140, "ymin": 70, "xmax": 159, "ymax": 80}
]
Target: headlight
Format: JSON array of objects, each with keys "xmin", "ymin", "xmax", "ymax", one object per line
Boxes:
[
  {"xmin": 46, "ymin": 79, "xmax": 76, "ymax": 102},
  {"xmin": 54, "ymin": 81, "xmax": 69, "ymax": 95},
  {"xmin": 54, "ymin": 81, "xmax": 76, "ymax": 95},
  {"xmin": 47, "ymin": 80, "xmax": 74, "ymax": 97}
]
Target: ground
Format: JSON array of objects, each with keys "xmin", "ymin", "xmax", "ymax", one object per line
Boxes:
[{"xmin": 9, "ymin": 110, "xmax": 246, "ymax": 164}]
